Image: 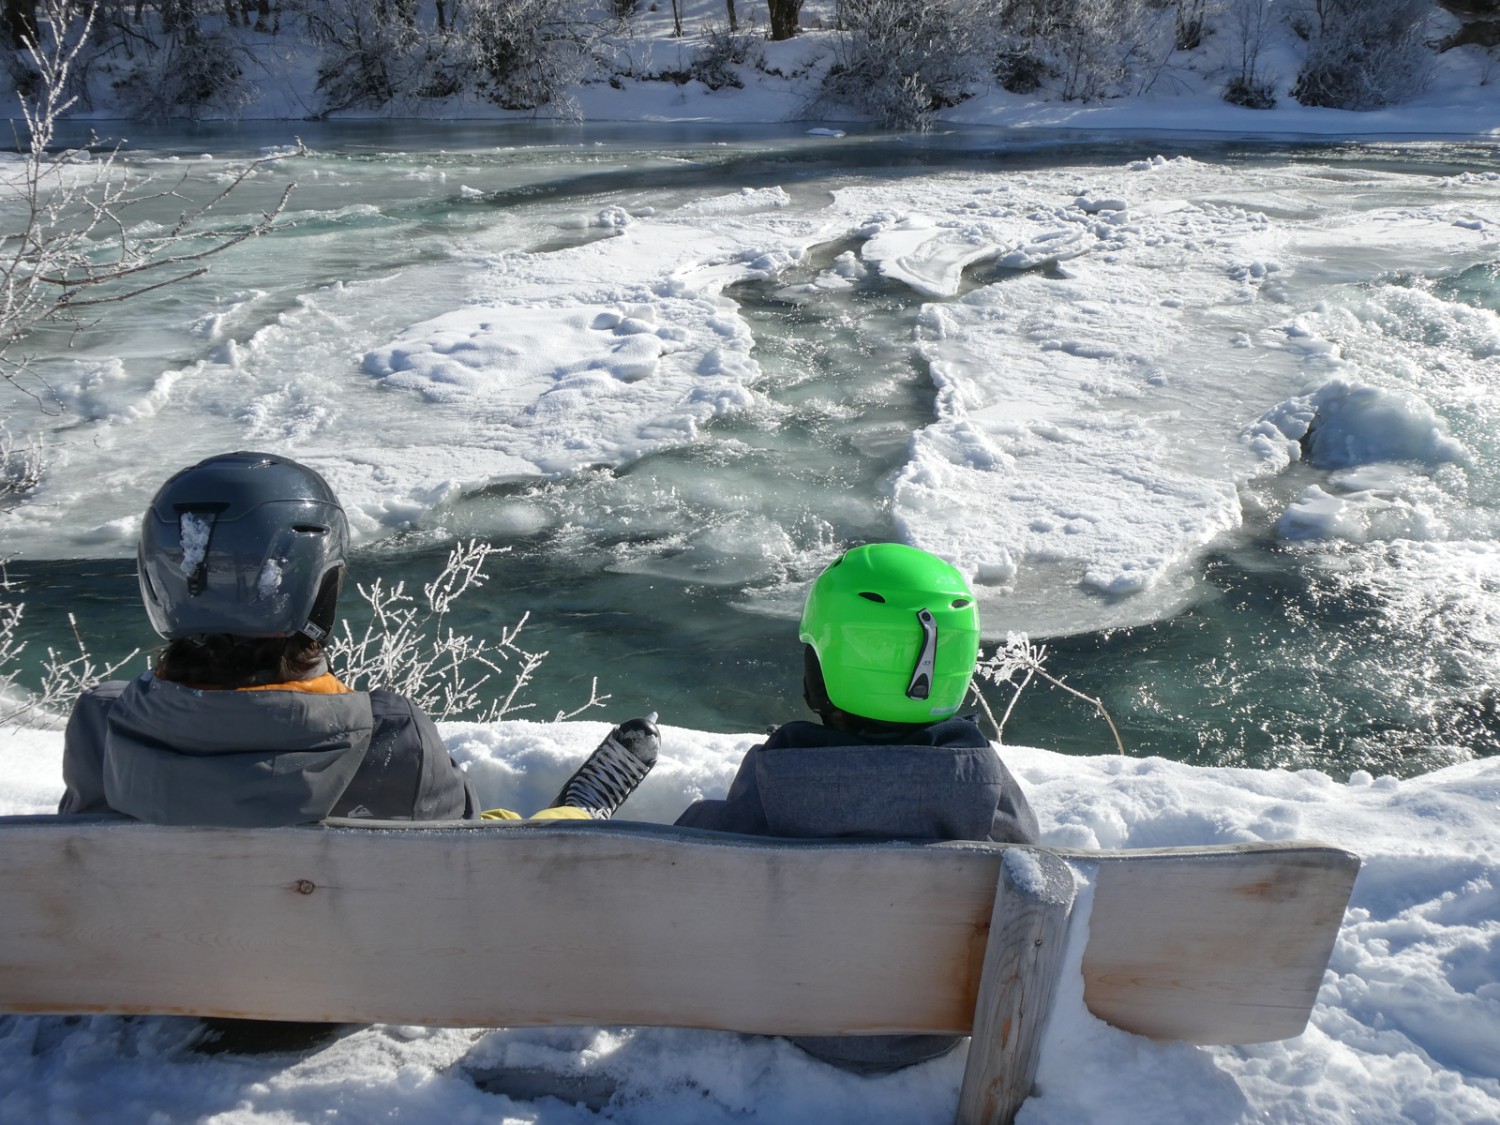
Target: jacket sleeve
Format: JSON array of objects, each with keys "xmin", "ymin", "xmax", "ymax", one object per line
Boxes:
[
  {"xmin": 338, "ymin": 691, "xmax": 478, "ymax": 821},
  {"xmin": 673, "ymin": 745, "xmax": 770, "ymax": 835},
  {"xmin": 58, "ymin": 681, "xmax": 129, "ymax": 815},
  {"xmin": 988, "ymin": 755, "xmax": 1041, "ymax": 845},
  {"xmin": 409, "ymin": 703, "xmax": 478, "ymax": 821}
]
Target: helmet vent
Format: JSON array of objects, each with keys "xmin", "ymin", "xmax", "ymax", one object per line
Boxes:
[
  {"xmin": 951, "ymin": 598, "xmax": 972, "ymax": 608},
  {"xmin": 858, "ymin": 592, "xmax": 886, "ymax": 603},
  {"xmin": 291, "ymin": 524, "xmax": 327, "ymax": 535}
]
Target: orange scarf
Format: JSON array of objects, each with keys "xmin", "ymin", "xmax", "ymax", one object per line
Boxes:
[{"xmin": 236, "ymin": 672, "xmax": 353, "ymax": 695}]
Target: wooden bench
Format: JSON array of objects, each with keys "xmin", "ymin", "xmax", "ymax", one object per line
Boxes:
[{"xmin": 0, "ymin": 815, "xmax": 1359, "ymax": 1124}]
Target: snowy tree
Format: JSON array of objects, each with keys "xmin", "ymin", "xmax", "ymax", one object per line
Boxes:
[
  {"xmin": 820, "ymin": 0, "xmax": 994, "ymax": 127},
  {"xmin": 1223, "ymin": 0, "xmax": 1276, "ymax": 107},
  {"xmin": 768, "ymin": 0, "xmax": 798, "ymax": 40},
  {"xmin": 1292, "ymin": 0, "xmax": 1434, "ymax": 109}
]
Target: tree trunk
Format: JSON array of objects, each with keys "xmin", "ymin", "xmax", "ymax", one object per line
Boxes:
[
  {"xmin": 726, "ymin": 0, "xmax": 736, "ymax": 32},
  {"xmin": 767, "ymin": 0, "xmax": 800, "ymax": 40},
  {"xmin": 161, "ymin": 0, "xmax": 200, "ymax": 39},
  {"xmin": 2, "ymin": 0, "xmax": 36, "ymax": 49}
]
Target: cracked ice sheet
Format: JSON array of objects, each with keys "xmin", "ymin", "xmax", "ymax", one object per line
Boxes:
[
  {"xmin": 893, "ymin": 267, "xmax": 1249, "ymax": 634},
  {"xmin": 871, "ymin": 167, "xmax": 1297, "ymax": 632},
  {"xmin": 341, "ymin": 187, "xmax": 846, "ymax": 534},
  {"xmin": 856, "ymin": 160, "xmax": 1500, "ymax": 634}
]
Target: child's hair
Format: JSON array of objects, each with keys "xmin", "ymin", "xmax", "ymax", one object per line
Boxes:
[{"xmin": 154, "ymin": 634, "xmax": 325, "ymax": 689}]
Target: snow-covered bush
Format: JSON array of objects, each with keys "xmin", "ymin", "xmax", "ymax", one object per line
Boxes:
[
  {"xmin": 818, "ymin": 0, "xmax": 993, "ymax": 129},
  {"xmin": 330, "ymin": 540, "xmax": 609, "ymax": 722},
  {"xmin": 0, "ymin": 430, "xmax": 43, "ymax": 512},
  {"xmin": 1056, "ymin": 0, "xmax": 1171, "ymax": 100},
  {"xmin": 993, "ymin": 0, "xmax": 1171, "ymax": 102},
  {"xmin": 1291, "ymin": 0, "xmax": 1434, "ymax": 109},
  {"xmin": 690, "ymin": 21, "xmax": 763, "ymax": 91},
  {"xmin": 113, "ymin": 26, "xmax": 257, "ymax": 119},
  {"xmin": 971, "ymin": 633, "xmax": 1125, "ymax": 753},
  {"xmin": 296, "ymin": 0, "xmax": 421, "ymax": 113},
  {"xmin": 0, "ymin": 597, "xmax": 140, "ymax": 731},
  {"xmin": 1, "ymin": 0, "xmax": 291, "ymax": 410},
  {"xmin": 992, "ymin": 0, "xmax": 1063, "ymax": 94},
  {"xmin": 1172, "ymin": 0, "xmax": 1210, "ymax": 51},
  {"xmin": 0, "ymin": 541, "xmax": 605, "ymax": 730},
  {"xmin": 1222, "ymin": 0, "xmax": 1277, "ymax": 107},
  {"xmin": 461, "ymin": 0, "xmax": 599, "ymax": 114}
]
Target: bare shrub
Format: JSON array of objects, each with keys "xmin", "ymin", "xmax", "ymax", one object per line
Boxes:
[
  {"xmin": 330, "ymin": 540, "xmax": 610, "ymax": 723},
  {"xmin": 461, "ymin": 0, "xmax": 599, "ymax": 115},
  {"xmin": 818, "ymin": 0, "xmax": 992, "ymax": 129},
  {"xmin": 0, "ymin": 541, "xmax": 608, "ymax": 732},
  {"xmin": 691, "ymin": 20, "xmax": 763, "ymax": 90},
  {"xmin": 1, "ymin": 0, "xmax": 294, "ymax": 409},
  {"xmin": 303, "ymin": 0, "xmax": 416, "ymax": 113},
  {"xmin": 0, "ymin": 600, "xmax": 140, "ymax": 731},
  {"xmin": 1292, "ymin": 0, "xmax": 1435, "ymax": 109},
  {"xmin": 113, "ymin": 27, "xmax": 257, "ymax": 120},
  {"xmin": 1053, "ymin": 0, "xmax": 1168, "ymax": 100},
  {"xmin": 1173, "ymin": 0, "xmax": 1211, "ymax": 51},
  {"xmin": 994, "ymin": 0, "xmax": 1171, "ymax": 102},
  {"xmin": 0, "ymin": 428, "xmax": 44, "ymax": 510},
  {"xmin": 971, "ymin": 632, "xmax": 1126, "ymax": 754},
  {"xmin": 1222, "ymin": 0, "xmax": 1277, "ymax": 107}
]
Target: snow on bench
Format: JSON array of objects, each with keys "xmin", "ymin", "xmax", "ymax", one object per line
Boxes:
[{"xmin": 0, "ymin": 815, "xmax": 1359, "ymax": 1125}]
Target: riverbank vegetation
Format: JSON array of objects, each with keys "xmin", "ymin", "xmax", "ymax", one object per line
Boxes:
[{"xmin": 2, "ymin": 0, "xmax": 1492, "ymax": 129}]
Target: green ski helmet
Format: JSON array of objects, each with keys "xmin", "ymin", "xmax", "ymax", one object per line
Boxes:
[{"xmin": 799, "ymin": 543, "xmax": 980, "ymax": 725}]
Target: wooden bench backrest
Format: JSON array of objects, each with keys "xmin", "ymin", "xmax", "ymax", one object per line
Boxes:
[{"xmin": 0, "ymin": 816, "xmax": 1358, "ymax": 1046}]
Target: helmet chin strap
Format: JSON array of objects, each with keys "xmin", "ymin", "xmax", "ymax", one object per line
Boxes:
[{"xmin": 906, "ymin": 609, "xmax": 937, "ymax": 701}]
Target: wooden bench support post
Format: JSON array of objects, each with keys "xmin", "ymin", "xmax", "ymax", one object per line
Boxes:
[{"xmin": 956, "ymin": 846, "xmax": 1077, "ymax": 1125}]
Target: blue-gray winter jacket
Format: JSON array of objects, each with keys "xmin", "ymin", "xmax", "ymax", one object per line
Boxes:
[
  {"xmin": 60, "ymin": 672, "xmax": 477, "ymax": 826},
  {"xmin": 674, "ymin": 716, "xmax": 1039, "ymax": 1073}
]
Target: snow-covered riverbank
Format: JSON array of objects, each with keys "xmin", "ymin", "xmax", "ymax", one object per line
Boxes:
[{"xmin": 2, "ymin": 718, "xmax": 1497, "ymax": 1123}]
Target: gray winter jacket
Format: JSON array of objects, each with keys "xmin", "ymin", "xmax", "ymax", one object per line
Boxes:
[
  {"xmin": 60, "ymin": 672, "xmax": 477, "ymax": 826},
  {"xmin": 674, "ymin": 716, "xmax": 1039, "ymax": 1073}
]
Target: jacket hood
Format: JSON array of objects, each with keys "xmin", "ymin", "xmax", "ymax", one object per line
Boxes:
[{"xmin": 103, "ymin": 673, "xmax": 374, "ymax": 827}]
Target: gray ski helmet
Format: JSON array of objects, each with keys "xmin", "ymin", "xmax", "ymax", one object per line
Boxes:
[{"xmin": 137, "ymin": 451, "xmax": 349, "ymax": 641}]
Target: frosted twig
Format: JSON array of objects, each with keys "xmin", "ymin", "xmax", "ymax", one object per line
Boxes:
[
  {"xmin": 972, "ymin": 632, "xmax": 1125, "ymax": 755},
  {"xmin": 330, "ymin": 544, "xmax": 607, "ymax": 724}
]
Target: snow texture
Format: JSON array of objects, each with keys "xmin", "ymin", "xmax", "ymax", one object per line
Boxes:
[{"xmin": 1, "ymin": 722, "xmax": 1497, "ymax": 1124}]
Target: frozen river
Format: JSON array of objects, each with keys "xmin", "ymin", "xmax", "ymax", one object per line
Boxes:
[{"xmin": 5, "ymin": 122, "xmax": 1499, "ymax": 777}]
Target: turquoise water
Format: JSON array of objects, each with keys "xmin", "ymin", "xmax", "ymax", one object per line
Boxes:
[{"xmin": 5, "ymin": 127, "xmax": 1499, "ymax": 780}]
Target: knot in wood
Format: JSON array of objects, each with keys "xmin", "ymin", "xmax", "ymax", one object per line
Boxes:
[{"xmin": 293, "ymin": 879, "xmax": 316, "ymax": 895}]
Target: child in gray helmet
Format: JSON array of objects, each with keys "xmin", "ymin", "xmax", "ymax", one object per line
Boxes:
[{"xmin": 60, "ymin": 451, "xmax": 657, "ymax": 827}]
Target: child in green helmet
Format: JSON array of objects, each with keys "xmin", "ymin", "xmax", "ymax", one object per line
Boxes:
[{"xmin": 675, "ymin": 542, "xmax": 1039, "ymax": 1074}]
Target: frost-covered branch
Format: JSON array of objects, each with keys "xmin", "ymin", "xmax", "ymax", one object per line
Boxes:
[
  {"xmin": 0, "ymin": 601, "xmax": 139, "ymax": 730},
  {"xmin": 0, "ymin": 427, "xmax": 44, "ymax": 512},
  {"xmin": 330, "ymin": 540, "xmax": 610, "ymax": 723},
  {"xmin": 971, "ymin": 632, "xmax": 1125, "ymax": 755},
  {"xmin": 1, "ymin": 0, "xmax": 297, "ymax": 409}
]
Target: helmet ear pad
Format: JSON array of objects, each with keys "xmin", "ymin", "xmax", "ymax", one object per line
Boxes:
[
  {"xmin": 305, "ymin": 567, "xmax": 343, "ymax": 640},
  {"xmin": 803, "ymin": 644, "xmax": 930, "ymax": 736},
  {"xmin": 802, "ymin": 644, "xmax": 834, "ymax": 722}
]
